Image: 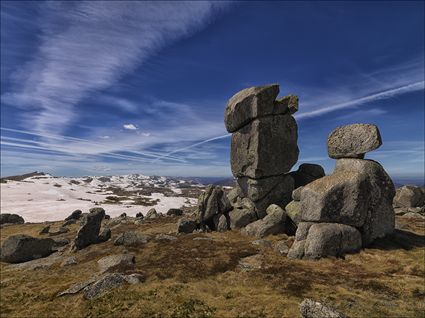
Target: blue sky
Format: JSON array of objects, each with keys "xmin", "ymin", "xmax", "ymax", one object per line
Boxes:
[{"xmin": 1, "ymin": 1, "xmax": 424, "ymax": 180}]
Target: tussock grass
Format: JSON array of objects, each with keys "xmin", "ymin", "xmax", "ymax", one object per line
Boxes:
[{"xmin": 1, "ymin": 216, "xmax": 424, "ymax": 317}]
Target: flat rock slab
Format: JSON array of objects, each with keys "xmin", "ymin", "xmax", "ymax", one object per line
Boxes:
[
  {"xmin": 327, "ymin": 124, "xmax": 382, "ymax": 159},
  {"xmin": 300, "ymin": 298, "xmax": 348, "ymax": 318}
]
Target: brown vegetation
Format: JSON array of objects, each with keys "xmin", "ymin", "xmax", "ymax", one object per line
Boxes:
[{"xmin": 0, "ymin": 216, "xmax": 424, "ymax": 317}]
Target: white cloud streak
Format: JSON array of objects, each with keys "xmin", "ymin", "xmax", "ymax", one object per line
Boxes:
[
  {"xmin": 123, "ymin": 124, "xmax": 138, "ymax": 130},
  {"xmin": 3, "ymin": 1, "xmax": 229, "ymax": 134}
]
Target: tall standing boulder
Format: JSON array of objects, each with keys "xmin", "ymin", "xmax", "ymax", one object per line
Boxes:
[
  {"xmin": 72, "ymin": 208, "xmax": 105, "ymax": 250},
  {"xmin": 225, "ymin": 84, "xmax": 299, "ymax": 219}
]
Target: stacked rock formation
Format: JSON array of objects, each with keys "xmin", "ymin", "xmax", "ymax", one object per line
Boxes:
[
  {"xmin": 224, "ymin": 84, "xmax": 299, "ymax": 220},
  {"xmin": 288, "ymin": 124, "xmax": 396, "ymax": 259}
]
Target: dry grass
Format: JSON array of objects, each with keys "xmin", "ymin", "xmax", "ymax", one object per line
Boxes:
[{"xmin": 1, "ymin": 216, "xmax": 424, "ymax": 318}]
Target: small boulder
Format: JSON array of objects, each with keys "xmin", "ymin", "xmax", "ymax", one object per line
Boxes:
[
  {"xmin": 62, "ymin": 219, "xmax": 77, "ymax": 227},
  {"xmin": 97, "ymin": 253, "xmax": 135, "ymax": 273},
  {"xmin": 135, "ymin": 212, "xmax": 144, "ymax": 219},
  {"xmin": 39, "ymin": 225, "xmax": 50, "ymax": 234},
  {"xmin": 216, "ymin": 214, "xmax": 229, "ymax": 232},
  {"xmin": 145, "ymin": 208, "xmax": 158, "ymax": 219},
  {"xmin": 154, "ymin": 234, "xmax": 177, "ymax": 241},
  {"xmin": 60, "ymin": 256, "xmax": 77, "ymax": 267},
  {"xmin": 166, "ymin": 208, "xmax": 183, "ymax": 216},
  {"xmin": 0, "ymin": 213, "xmax": 24, "ymax": 225},
  {"xmin": 52, "ymin": 238, "xmax": 70, "ymax": 247},
  {"xmin": 176, "ymin": 219, "xmax": 197, "ymax": 234},
  {"xmin": 300, "ymin": 298, "xmax": 348, "ymax": 318},
  {"xmin": 97, "ymin": 228, "xmax": 111, "ymax": 243},
  {"xmin": 198, "ymin": 185, "xmax": 231, "ymax": 228},
  {"xmin": 242, "ymin": 204, "xmax": 286, "ymax": 238},
  {"xmin": 274, "ymin": 240, "xmax": 290, "ymax": 255},
  {"xmin": 0, "ymin": 235, "xmax": 55, "ymax": 263},
  {"xmin": 394, "ymin": 185, "xmax": 425, "ymax": 208},
  {"xmin": 229, "ymin": 207, "xmax": 257, "ymax": 229},
  {"xmin": 327, "ymin": 123, "xmax": 382, "ymax": 159},
  {"xmin": 114, "ymin": 231, "xmax": 150, "ymax": 247},
  {"xmin": 49, "ymin": 227, "xmax": 69, "ymax": 236},
  {"xmin": 65, "ymin": 210, "xmax": 82, "ymax": 221}
]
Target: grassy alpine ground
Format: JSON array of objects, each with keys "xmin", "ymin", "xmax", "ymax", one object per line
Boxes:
[{"xmin": 0, "ymin": 215, "xmax": 424, "ymax": 318}]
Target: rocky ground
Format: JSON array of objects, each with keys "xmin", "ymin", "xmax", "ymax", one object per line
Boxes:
[{"xmin": 0, "ymin": 209, "xmax": 424, "ymax": 318}]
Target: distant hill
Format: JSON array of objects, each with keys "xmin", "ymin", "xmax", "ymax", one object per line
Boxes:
[
  {"xmin": 0, "ymin": 171, "xmax": 46, "ymax": 183},
  {"xmin": 178, "ymin": 176, "xmax": 236, "ymax": 187}
]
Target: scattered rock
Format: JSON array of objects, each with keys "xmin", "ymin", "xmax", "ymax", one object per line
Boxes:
[
  {"xmin": 0, "ymin": 235, "xmax": 55, "ymax": 263},
  {"xmin": 0, "ymin": 213, "xmax": 24, "ymax": 225},
  {"xmin": 216, "ymin": 214, "xmax": 229, "ymax": 232},
  {"xmin": 274, "ymin": 240, "xmax": 289, "ymax": 255},
  {"xmin": 229, "ymin": 207, "xmax": 257, "ymax": 229},
  {"xmin": 49, "ymin": 227, "xmax": 69, "ymax": 236},
  {"xmin": 136, "ymin": 212, "xmax": 144, "ymax": 219},
  {"xmin": 300, "ymin": 298, "xmax": 348, "ymax": 318},
  {"xmin": 176, "ymin": 219, "xmax": 197, "ymax": 234},
  {"xmin": 401, "ymin": 212, "xmax": 425, "ymax": 219},
  {"xmin": 119, "ymin": 213, "xmax": 127, "ymax": 218},
  {"xmin": 238, "ymin": 254, "xmax": 263, "ymax": 271},
  {"xmin": 114, "ymin": 231, "xmax": 150, "ymax": 247},
  {"xmin": 53, "ymin": 238, "xmax": 70, "ymax": 247},
  {"xmin": 72, "ymin": 208, "xmax": 105, "ymax": 250},
  {"xmin": 97, "ymin": 253, "xmax": 135, "ymax": 273},
  {"xmin": 62, "ymin": 219, "xmax": 77, "ymax": 227},
  {"xmin": 394, "ymin": 185, "xmax": 425, "ymax": 208},
  {"xmin": 154, "ymin": 234, "xmax": 177, "ymax": 241},
  {"xmin": 60, "ymin": 256, "xmax": 77, "ymax": 267},
  {"xmin": 242, "ymin": 204, "xmax": 286, "ymax": 237},
  {"xmin": 83, "ymin": 273, "xmax": 127, "ymax": 300},
  {"xmin": 97, "ymin": 228, "xmax": 111, "ymax": 243},
  {"xmin": 39, "ymin": 225, "xmax": 50, "ymax": 234},
  {"xmin": 167, "ymin": 208, "xmax": 183, "ymax": 216},
  {"xmin": 145, "ymin": 208, "xmax": 158, "ymax": 219},
  {"xmin": 65, "ymin": 210, "xmax": 82, "ymax": 221},
  {"xmin": 57, "ymin": 277, "xmax": 98, "ymax": 297},
  {"xmin": 327, "ymin": 123, "xmax": 382, "ymax": 159},
  {"xmin": 124, "ymin": 273, "xmax": 144, "ymax": 284},
  {"xmin": 290, "ymin": 163, "xmax": 325, "ymax": 188},
  {"xmin": 251, "ymin": 239, "xmax": 273, "ymax": 248},
  {"xmin": 197, "ymin": 185, "xmax": 231, "ymax": 228}
]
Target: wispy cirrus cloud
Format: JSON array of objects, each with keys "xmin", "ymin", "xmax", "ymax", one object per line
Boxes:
[
  {"xmin": 2, "ymin": 1, "xmax": 230, "ymax": 134},
  {"xmin": 123, "ymin": 124, "xmax": 138, "ymax": 130}
]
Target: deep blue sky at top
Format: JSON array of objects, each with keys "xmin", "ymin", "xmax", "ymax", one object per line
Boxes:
[{"xmin": 1, "ymin": 1, "xmax": 424, "ymax": 179}]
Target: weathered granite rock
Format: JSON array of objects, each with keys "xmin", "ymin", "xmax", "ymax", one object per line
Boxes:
[
  {"xmin": 229, "ymin": 206, "xmax": 257, "ymax": 229},
  {"xmin": 300, "ymin": 298, "xmax": 348, "ymax": 318},
  {"xmin": 65, "ymin": 210, "xmax": 82, "ymax": 221},
  {"xmin": 97, "ymin": 228, "xmax": 111, "ymax": 243},
  {"xmin": 97, "ymin": 253, "xmax": 135, "ymax": 273},
  {"xmin": 274, "ymin": 240, "xmax": 290, "ymax": 255},
  {"xmin": 0, "ymin": 213, "xmax": 24, "ymax": 225},
  {"xmin": 145, "ymin": 208, "xmax": 158, "ymax": 219},
  {"xmin": 49, "ymin": 226, "xmax": 69, "ymax": 236},
  {"xmin": 215, "ymin": 214, "xmax": 229, "ymax": 232},
  {"xmin": 327, "ymin": 124, "xmax": 382, "ymax": 159},
  {"xmin": 275, "ymin": 94, "xmax": 299, "ymax": 115},
  {"xmin": 114, "ymin": 231, "xmax": 150, "ymax": 247},
  {"xmin": 227, "ymin": 186, "xmax": 243, "ymax": 204},
  {"xmin": 176, "ymin": 219, "xmax": 197, "ymax": 234},
  {"xmin": 285, "ymin": 200, "xmax": 301, "ymax": 225},
  {"xmin": 242, "ymin": 204, "xmax": 286, "ymax": 238},
  {"xmin": 224, "ymin": 84, "xmax": 281, "ymax": 133},
  {"xmin": 166, "ymin": 208, "xmax": 183, "ymax": 216},
  {"xmin": 72, "ymin": 208, "xmax": 105, "ymax": 250},
  {"xmin": 292, "ymin": 186, "xmax": 303, "ymax": 201},
  {"xmin": 290, "ymin": 163, "xmax": 325, "ymax": 188},
  {"xmin": 335, "ymin": 159, "xmax": 395, "ymax": 245},
  {"xmin": 300, "ymin": 172, "xmax": 370, "ymax": 227},
  {"xmin": 288, "ymin": 223, "xmax": 362, "ymax": 260},
  {"xmin": 231, "ymin": 115, "xmax": 299, "ymax": 178},
  {"xmin": 394, "ymin": 185, "xmax": 425, "ymax": 208},
  {"xmin": 0, "ymin": 235, "xmax": 55, "ymax": 263},
  {"xmin": 237, "ymin": 174, "xmax": 294, "ymax": 218},
  {"xmin": 83, "ymin": 273, "xmax": 127, "ymax": 300},
  {"xmin": 198, "ymin": 185, "xmax": 231, "ymax": 227}
]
